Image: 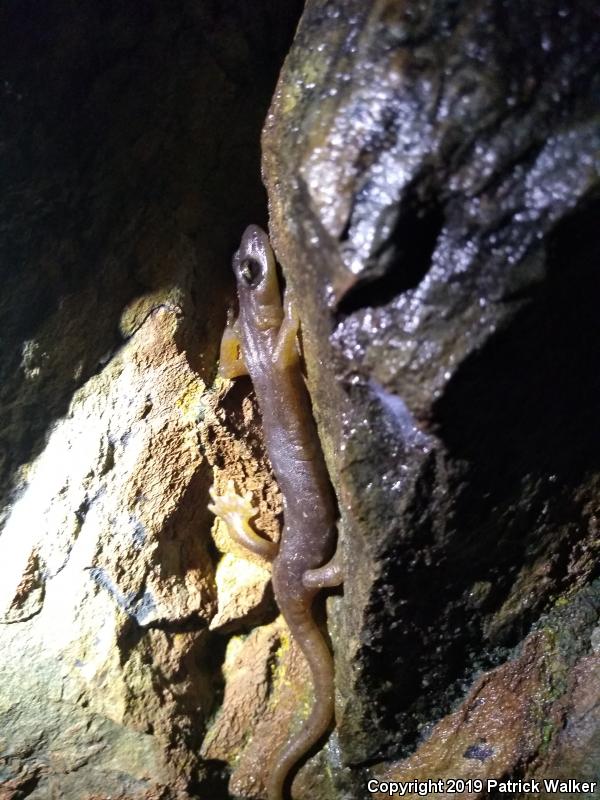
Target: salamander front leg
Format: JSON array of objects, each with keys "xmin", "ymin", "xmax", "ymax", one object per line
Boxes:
[
  {"xmin": 209, "ymin": 479, "xmax": 278, "ymax": 561},
  {"xmin": 218, "ymin": 310, "xmax": 249, "ymax": 379},
  {"xmin": 303, "ymin": 546, "xmax": 344, "ymax": 590},
  {"xmin": 272, "ymin": 288, "xmax": 300, "ymax": 369}
]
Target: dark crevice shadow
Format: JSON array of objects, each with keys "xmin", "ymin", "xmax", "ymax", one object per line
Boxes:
[
  {"xmin": 435, "ymin": 193, "xmax": 600, "ymax": 536},
  {"xmin": 191, "ymin": 758, "xmax": 231, "ymax": 799},
  {"xmin": 430, "ymin": 193, "xmax": 600, "ymax": 638},
  {"xmin": 336, "ymin": 191, "xmax": 444, "ymax": 315},
  {"xmin": 358, "ymin": 193, "xmax": 600, "ymax": 756}
]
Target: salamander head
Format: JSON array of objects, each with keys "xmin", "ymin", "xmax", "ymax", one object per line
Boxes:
[{"xmin": 233, "ymin": 225, "xmax": 283, "ymax": 330}]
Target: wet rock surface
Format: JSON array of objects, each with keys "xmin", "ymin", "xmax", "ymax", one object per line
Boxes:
[
  {"xmin": 2, "ymin": 0, "xmax": 600, "ymax": 798},
  {"xmin": 372, "ymin": 581, "xmax": 600, "ymax": 797},
  {"xmin": 262, "ymin": 0, "xmax": 600, "ymax": 792}
]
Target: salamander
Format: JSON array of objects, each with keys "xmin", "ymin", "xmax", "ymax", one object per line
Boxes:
[{"xmin": 209, "ymin": 224, "xmax": 343, "ymax": 800}]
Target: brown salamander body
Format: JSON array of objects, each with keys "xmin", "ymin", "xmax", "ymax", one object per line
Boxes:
[{"xmin": 209, "ymin": 225, "xmax": 342, "ymax": 800}]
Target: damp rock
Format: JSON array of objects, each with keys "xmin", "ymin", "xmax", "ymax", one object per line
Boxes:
[{"xmin": 263, "ymin": 0, "xmax": 600, "ymax": 788}]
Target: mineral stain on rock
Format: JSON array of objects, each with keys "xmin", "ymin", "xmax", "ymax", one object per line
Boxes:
[{"xmin": 462, "ymin": 742, "xmax": 494, "ymax": 763}]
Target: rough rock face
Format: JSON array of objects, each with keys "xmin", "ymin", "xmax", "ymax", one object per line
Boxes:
[
  {"xmin": 2, "ymin": 0, "xmax": 600, "ymax": 799},
  {"xmin": 0, "ymin": 2, "xmax": 302, "ymax": 798},
  {"xmin": 261, "ymin": 0, "xmax": 600, "ymax": 795},
  {"xmin": 372, "ymin": 585, "xmax": 600, "ymax": 797}
]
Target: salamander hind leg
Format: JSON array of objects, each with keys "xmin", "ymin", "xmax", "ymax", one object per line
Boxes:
[
  {"xmin": 209, "ymin": 479, "xmax": 278, "ymax": 561},
  {"xmin": 303, "ymin": 547, "xmax": 344, "ymax": 590}
]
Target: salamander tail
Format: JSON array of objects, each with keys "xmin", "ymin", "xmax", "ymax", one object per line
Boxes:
[{"xmin": 266, "ymin": 619, "xmax": 334, "ymax": 800}]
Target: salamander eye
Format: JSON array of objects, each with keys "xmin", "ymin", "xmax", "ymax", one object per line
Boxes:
[{"xmin": 239, "ymin": 258, "xmax": 262, "ymax": 287}]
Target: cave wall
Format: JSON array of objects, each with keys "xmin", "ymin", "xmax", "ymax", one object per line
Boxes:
[
  {"xmin": 0, "ymin": 2, "xmax": 302, "ymax": 798},
  {"xmin": 1, "ymin": 0, "xmax": 600, "ymax": 799},
  {"xmin": 262, "ymin": 0, "xmax": 600, "ymax": 794}
]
